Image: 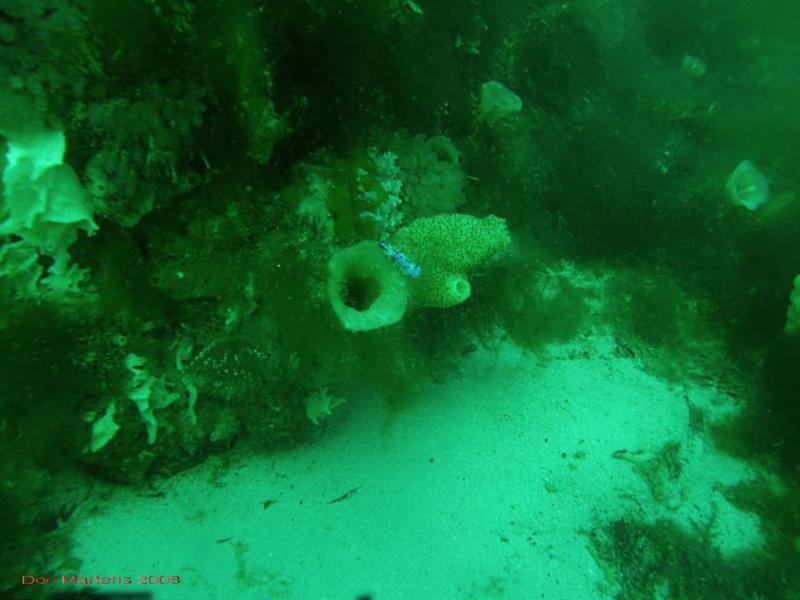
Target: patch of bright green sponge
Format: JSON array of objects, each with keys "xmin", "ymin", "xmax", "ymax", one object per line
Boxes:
[{"xmin": 392, "ymin": 213, "xmax": 511, "ymax": 308}]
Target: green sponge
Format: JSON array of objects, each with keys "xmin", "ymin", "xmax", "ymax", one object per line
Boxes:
[{"xmin": 392, "ymin": 213, "xmax": 511, "ymax": 308}]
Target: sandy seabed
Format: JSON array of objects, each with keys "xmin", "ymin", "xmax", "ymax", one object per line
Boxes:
[{"xmin": 69, "ymin": 334, "xmax": 767, "ymax": 600}]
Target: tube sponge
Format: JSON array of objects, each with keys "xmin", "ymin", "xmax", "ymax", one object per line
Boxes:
[
  {"xmin": 392, "ymin": 213, "xmax": 511, "ymax": 308},
  {"xmin": 327, "ymin": 241, "xmax": 409, "ymax": 331}
]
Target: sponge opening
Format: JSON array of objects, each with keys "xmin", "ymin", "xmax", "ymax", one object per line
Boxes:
[{"xmin": 343, "ymin": 274, "xmax": 381, "ymax": 312}]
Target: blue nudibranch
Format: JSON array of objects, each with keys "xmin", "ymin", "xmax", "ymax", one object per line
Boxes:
[{"xmin": 379, "ymin": 240, "xmax": 422, "ymax": 278}]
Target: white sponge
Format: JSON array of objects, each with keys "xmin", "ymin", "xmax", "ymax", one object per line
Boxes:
[
  {"xmin": 1, "ymin": 128, "xmax": 97, "ymax": 299},
  {"xmin": 1, "ymin": 129, "xmax": 97, "ymax": 247}
]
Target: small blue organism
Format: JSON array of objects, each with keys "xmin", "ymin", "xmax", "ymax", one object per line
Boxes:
[{"xmin": 379, "ymin": 240, "xmax": 421, "ymax": 278}]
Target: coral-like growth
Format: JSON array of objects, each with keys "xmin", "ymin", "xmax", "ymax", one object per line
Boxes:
[
  {"xmin": 392, "ymin": 214, "xmax": 511, "ymax": 308},
  {"xmin": 389, "ymin": 133, "xmax": 466, "ymax": 219}
]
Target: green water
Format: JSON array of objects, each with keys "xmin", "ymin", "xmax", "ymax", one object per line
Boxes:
[{"xmin": 1, "ymin": 1, "xmax": 799, "ymax": 598}]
